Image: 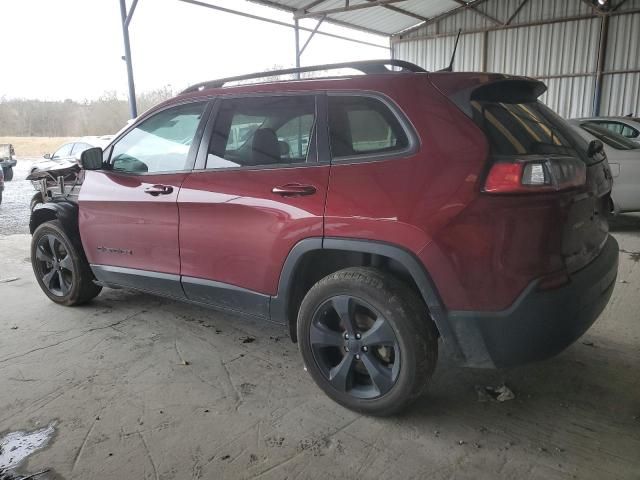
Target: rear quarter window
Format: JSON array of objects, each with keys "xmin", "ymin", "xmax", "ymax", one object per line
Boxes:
[{"xmin": 328, "ymin": 95, "xmax": 410, "ymax": 159}]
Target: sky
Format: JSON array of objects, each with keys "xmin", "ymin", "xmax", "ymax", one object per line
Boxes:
[{"xmin": 1, "ymin": 0, "xmax": 390, "ymax": 101}]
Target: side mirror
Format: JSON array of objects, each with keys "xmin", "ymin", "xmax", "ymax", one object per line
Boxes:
[
  {"xmin": 587, "ymin": 139, "xmax": 604, "ymax": 157},
  {"xmin": 79, "ymin": 147, "xmax": 103, "ymax": 170},
  {"xmin": 44, "ymin": 153, "xmax": 51, "ymax": 159}
]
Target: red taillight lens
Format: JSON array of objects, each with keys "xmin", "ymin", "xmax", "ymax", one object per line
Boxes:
[
  {"xmin": 484, "ymin": 163, "xmax": 524, "ymax": 193},
  {"xmin": 483, "ymin": 159, "xmax": 586, "ymax": 194}
]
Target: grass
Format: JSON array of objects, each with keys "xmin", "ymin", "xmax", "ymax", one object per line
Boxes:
[{"xmin": 0, "ymin": 137, "xmax": 74, "ymax": 158}]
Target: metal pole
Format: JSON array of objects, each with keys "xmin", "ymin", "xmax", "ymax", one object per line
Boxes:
[
  {"xmin": 120, "ymin": 0, "xmax": 138, "ymax": 118},
  {"xmin": 481, "ymin": 30, "xmax": 488, "ymax": 71},
  {"xmin": 295, "ymin": 18, "xmax": 301, "ymax": 79},
  {"xmin": 593, "ymin": 14, "xmax": 609, "ymax": 116}
]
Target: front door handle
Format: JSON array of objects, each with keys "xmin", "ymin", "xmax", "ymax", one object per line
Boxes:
[
  {"xmin": 144, "ymin": 185, "xmax": 174, "ymax": 196},
  {"xmin": 272, "ymin": 184, "xmax": 317, "ymax": 197}
]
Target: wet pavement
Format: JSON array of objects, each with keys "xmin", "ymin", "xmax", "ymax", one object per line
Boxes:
[
  {"xmin": 0, "ymin": 424, "xmax": 55, "ymax": 479},
  {"xmin": 0, "ymin": 159, "xmax": 38, "ymax": 236}
]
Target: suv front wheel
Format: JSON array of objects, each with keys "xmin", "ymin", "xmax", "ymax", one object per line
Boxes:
[
  {"xmin": 31, "ymin": 220, "xmax": 102, "ymax": 306},
  {"xmin": 297, "ymin": 267, "xmax": 438, "ymax": 416}
]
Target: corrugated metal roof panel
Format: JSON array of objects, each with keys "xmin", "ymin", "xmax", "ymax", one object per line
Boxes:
[{"xmin": 247, "ymin": 0, "xmax": 462, "ymax": 35}]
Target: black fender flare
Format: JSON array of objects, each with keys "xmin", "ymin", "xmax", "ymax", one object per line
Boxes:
[
  {"xmin": 30, "ymin": 201, "xmax": 81, "ymax": 241},
  {"xmin": 270, "ymin": 237, "xmax": 463, "ymax": 362}
]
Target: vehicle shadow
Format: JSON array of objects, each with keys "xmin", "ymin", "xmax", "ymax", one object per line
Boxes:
[
  {"xmin": 402, "ymin": 338, "xmax": 640, "ymax": 470},
  {"xmin": 609, "ymin": 212, "xmax": 640, "ymax": 232}
]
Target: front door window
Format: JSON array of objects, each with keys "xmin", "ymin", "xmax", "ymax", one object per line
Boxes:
[{"xmin": 110, "ymin": 102, "xmax": 207, "ymax": 174}]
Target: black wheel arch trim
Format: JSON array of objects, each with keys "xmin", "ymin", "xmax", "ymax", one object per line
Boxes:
[
  {"xmin": 271, "ymin": 237, "xmax": 463, "ymax": 362},
  {"xmin": 30, "ymin": 200, "xmax": 80, "ymax": 239}
]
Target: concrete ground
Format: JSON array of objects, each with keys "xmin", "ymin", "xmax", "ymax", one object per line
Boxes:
[{"xmin": 1, "ymin": 164, "xmax": 639, "ymax": 479}]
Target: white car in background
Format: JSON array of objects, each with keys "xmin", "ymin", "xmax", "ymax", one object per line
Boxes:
[
  {"xmin": 569, "ymin": 119, "xmax": 640, "ymax": 213},
  {"xmin": 574, "ymin": 116, "xmax": 640, "ymax": 145},
  {"xmin": 29, "ymin": 136, "xmax": 114, "ymax": 176},
  {"xmin": 28, "ymin": 136, "xmax": 114, "ymax": 210}
]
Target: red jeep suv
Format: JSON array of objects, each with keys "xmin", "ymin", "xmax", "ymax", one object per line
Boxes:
[{"xmin": 30, "ymin": 60, "xmax": 618, "ymax": 416}]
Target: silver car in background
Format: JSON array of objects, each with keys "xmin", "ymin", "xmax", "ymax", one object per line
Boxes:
[
  {"xmin": 28, "ymin": 136, "xmax": 113, "ymax": 210},
  {"xmin": 569, "ymin": 119, "xmax": 640, "ymax": 213},
  {"xmin": 573, "ymin": 116, "xmax": 640, "ymax": 145},
  {"xmin": 29, "ymin": 136, "xmax": 113, "ymax": 176}
]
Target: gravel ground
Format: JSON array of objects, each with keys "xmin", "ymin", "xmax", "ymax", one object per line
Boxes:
[{"xmin": 0, "ymin": 158, "xmax": 38, "ymax": 235}]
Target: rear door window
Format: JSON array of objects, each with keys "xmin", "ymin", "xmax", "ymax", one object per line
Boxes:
[
  {"xmin": 328, "ymin": 96, "xmax": 409, "ymax": 159},
  {"xmin": 207, "ymin": 96, "xmax": 316, "ymax": 169}
]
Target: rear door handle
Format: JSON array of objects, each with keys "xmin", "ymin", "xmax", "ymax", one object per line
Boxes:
[
  {"xmin": 144, "ymin": 184, "xmax": 174, "ymax": 196},
  {"xmin": 272, "ymin": 184, "xmax": 317, "ymax": 197}
]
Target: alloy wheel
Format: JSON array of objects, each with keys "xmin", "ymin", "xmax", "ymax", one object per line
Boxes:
[
  {"xmin": 34, "ymin": 233, "xmax": 74, "ymax": 297},
  {"xmin": 309, "ymin": 295, "xmax": 401, "ymax": 399}
]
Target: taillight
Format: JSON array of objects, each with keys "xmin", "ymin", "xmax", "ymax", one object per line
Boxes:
[{"xmin": 484, "ymin": 158, "xmax": 586, "ymax": 194}]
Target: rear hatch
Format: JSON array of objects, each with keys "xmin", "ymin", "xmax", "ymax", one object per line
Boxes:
[{"xmin": 431, "ymin": 74, "xmax": 614, "ymax": 273}]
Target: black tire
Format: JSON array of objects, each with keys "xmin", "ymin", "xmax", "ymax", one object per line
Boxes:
[
  {"xmin": 30, "ymin": 192, "xmax": 44, "ymax": 211},
  {"xmin": 31, "ymin": 220, "xmax": 102, "ymax": 306},
  {"xmin": 298, "ymin": 267, "xmax": 438, "ymax": 416},
  {"xmin": 3, "ymin": 167, "xmax": 13, "ymax": 181}
]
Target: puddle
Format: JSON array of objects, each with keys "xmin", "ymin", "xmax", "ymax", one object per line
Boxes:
[{"xmin": 0, "ymin": 423, "xmax": 55, "ymax": 475}]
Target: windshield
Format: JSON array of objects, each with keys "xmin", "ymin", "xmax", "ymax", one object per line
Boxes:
[
  {"xmin": 580, "ymin": 122, "xmax": 640, "ymax": 150},
  {"xmin": 471, "ymin": 100, "xmax": 577, "ymax": 157}
]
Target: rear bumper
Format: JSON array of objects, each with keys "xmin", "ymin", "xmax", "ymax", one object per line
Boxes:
[{"xmin": 447, "ymin": 235, "xmax": 619, "ymax": 368}]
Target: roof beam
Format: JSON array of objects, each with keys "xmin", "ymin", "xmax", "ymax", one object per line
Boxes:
[
  {"xmin": 177, "ymin": 0, "xmax": 389, "ymax": 48},
  {"xmin": 451, "ymin": 0, "xmax": 502, "ymax": 25},
  {"xmin": 505, "ymin": 0, "xmax": 529, "ymax": 25},
  {"xmin": 299, "ymin": 16, "xmax": 326, "ymax": 56},
  {"xmin": 612, "ymin": 0, "xmax": 630, "ymax": 11},
  {"xmin": 580, "ymin": 0, "xmax": 601, "ymax": 14},
  {"xmin": 299, "ymin": 0, "xmax": 330, "ymax": 11},
  {"xmin": 124, "ymin": 0, "xmax": 139, "ymax": 28},
  {"xmin": 394, "ymin": 0, "xmax": 491, "ymax": 37},
  {"xmin": 364, "ymin": 0, "xmax": 430, "ymax": 23},
  {"xmin": 246, "ymin": 0, "xmax": 390, "ymax": 37},
  {"xmin": 393, "ymin": 7, "xmax": 640, "ymax": 43},
  {"xmin": 294, "ymin": 0, "xmax": 413, "ymax": 19}
]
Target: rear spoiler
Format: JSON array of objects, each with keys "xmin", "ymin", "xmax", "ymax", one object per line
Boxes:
[{"xmin": 429, "ymin": 74, "xmax": 547, "ymax": 117}]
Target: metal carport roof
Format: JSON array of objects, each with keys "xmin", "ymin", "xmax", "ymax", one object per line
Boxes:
[
  {"xmin": 117, "ymin": 0, "xmax": 493, "ymax": 116},
  {"xmin": 246, "ymin": 0, "xmax": 482, "ymax": 36}
]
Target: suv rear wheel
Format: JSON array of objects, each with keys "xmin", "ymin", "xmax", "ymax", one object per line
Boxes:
[
  {"xmin": 297, "ymin": 267, "xmax": 438, "ymax": 416},
  {"xmin": 31, "ymin": 220, "xmax": 102, "ymax": 306}
]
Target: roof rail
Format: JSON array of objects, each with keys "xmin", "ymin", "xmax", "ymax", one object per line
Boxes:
[{"xmin": 181, "ymin": 59, "xmax": 427, "ymax": 94}]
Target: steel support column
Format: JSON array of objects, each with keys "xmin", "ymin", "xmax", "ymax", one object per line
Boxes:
[
  {"xmin": 593, "ymin": 13, "xmax": 609, "ymax": 116},
  {"xmin": 295, "ymin": 19, "xmax": 301, "ymax": 78},
  {"xmin": 119, "ymin": 0, "xmax": 138, "ymax": 118}
]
